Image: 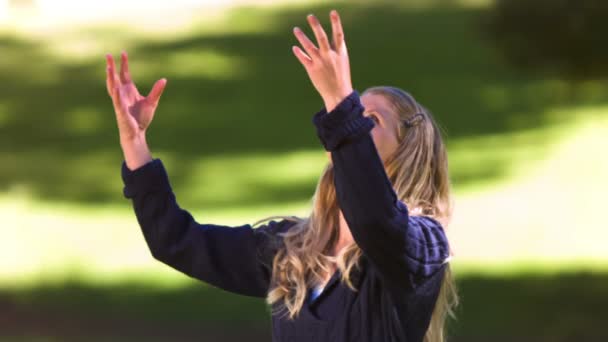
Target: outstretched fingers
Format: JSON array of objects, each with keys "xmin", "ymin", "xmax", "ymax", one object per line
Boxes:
[
  {"xmin": 292, "ymin": 45, "xmax": 313, "ymax": 68},
  {"xmin": 292, "ymin": 11, "xmax": 344, "ymax": 68},
  {"xmin": 330, "ymin": 10, "xmax": 345, "ymax": 52},
  {"xmin": 105, "ymin": 54, "xmax": 118, "ymax": 97},
  {"xmin": 293, "ymin": 26, "xmax": 319, "ymax": 61},
  {"xmin": 110, "ymin": 82, "xmax": 129, "ymax": 124},
  {"xmin": 107, "ymin": 55, "xmax": 122, "ymax": 94},
  {"xmin": 307, "ymin": 14, "xmax": 331, "ymax": 52},
  {"xmin": 120, "ymin": 51, "xmax": 132, "ymax": 84},
  {"xmin": 146, "ymin": 78, "xmax": 167, "ymax": 106},
  {"xmin": 105, "ymin": 55, "xmax": 126, "ymax": 114}
]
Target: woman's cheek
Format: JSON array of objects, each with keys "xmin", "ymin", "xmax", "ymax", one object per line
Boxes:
[{"xmin": 370, "ymin": 128, "xmax": 388, "ymax": 159}]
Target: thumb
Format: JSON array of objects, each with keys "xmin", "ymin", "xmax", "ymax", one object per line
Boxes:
[{"xmin": 146, "ymin": 78, "xmax": 167, "ymax": 106}]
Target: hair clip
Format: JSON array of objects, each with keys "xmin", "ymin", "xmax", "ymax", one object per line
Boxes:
[{"xmin": 403, "ymin": 113, "xmax": 425, "ymax": 128}]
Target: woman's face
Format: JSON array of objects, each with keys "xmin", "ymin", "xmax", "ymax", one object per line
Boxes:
[{"xmin": 360, "ymin": 93, "xmax": 400, "ymax": 161}]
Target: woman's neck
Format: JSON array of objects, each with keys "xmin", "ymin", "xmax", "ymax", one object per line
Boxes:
[{"xmin": 333, "ymin": 210, "xmax": 354, "ymax": 256}]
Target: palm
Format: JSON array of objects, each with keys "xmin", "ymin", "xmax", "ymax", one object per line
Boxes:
[
  {"xmin": 119, "ymin": 82, "xmax": 153, "ymax": 131},
  {"xmin": 106, "ymin": 52, "xmax": 166, "ymax": 140}
]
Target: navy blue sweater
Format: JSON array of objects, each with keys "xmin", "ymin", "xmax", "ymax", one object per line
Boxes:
[{"xmin": 121, "ymin": 91, "xmax": 451, "ymax": 342}]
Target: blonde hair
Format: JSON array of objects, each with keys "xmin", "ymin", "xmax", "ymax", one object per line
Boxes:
[{"xmin": 258, "ymin": 86, "xmax": 459, "ymax": 341}]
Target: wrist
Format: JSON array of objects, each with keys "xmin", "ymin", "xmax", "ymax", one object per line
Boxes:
[
  {"xmin": 323, "ymin": 89, "xmax": 354, "ymax": 113},
  {"xmin": 120, "ymin": 134, "xmax": 153, "ymax": 171},
  {"xmin": 120, "ymin": 132, "xmax": 146, "ymax": 147}
]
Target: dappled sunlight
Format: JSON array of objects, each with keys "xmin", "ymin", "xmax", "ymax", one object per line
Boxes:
[
  {"xmin": 2, "ymin": 106, "xmax": 606, "ymax": 285},
  {"xmin": 447, "ymin": 115, "xmax": 563, "ymax": 191},
  {"xmin": 166, "ymin": 48, "xmax": 250, "ymax": 80},
  {"xmin": 0, "ymin": 0, "xmax": 313, "ymax": 65},
  {"xmin": 104, "ymin": 48, "xmax": 252, "ymax": 83},
  {"xmin": 0, "ymin": 0, "xmax": 280, "ymax": 36},
  {"xmin": 1, "ymin": 2, "xmax": 608, "ymax": 340},
  {"xmin": 0, "ymin": 149, "xmax": 125, "ymax": 203},
  {"xmin": 1, "ymin": 1, "xmax": 607, "ymax": 282},
  {"xmin": 64, "ymin": 107, "xmax": 106, "ymax": 135},
  {"xmin": 449, "ymin": 107, "xmax": 608, "ymax": 263},
  {"xmin": 0, "ymin": 192, "xmax": 182, "ymax": 286},
  {"xmin": 0, "ymin": 146, "xmax": 326, "ymax": 208},
  {"xmin": 4, "ymin": 1, "xmax": 602, "ymax": 209},
  {"xmin": 0, "ymin": 149, "xmax": 324, "ymax": 284},
  {"xmin": 0, "ymin": 190, "xmax": 311, "ymax": 286},
  {"xmin": 185, "ymin": 150, "xmax": 324, "ymax": 205},
  {"xmin": 0, "ymin": 38, "xmax": 63, "ymax": 85}
]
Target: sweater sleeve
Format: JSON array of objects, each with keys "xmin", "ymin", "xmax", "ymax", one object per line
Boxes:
[
  {"xmin": 312, "ymin": 90, "xmax": 450, "ymax": 291},
  {"xmin": 121, "ymin": 159, "xmax": 291, "ymax": 298}
]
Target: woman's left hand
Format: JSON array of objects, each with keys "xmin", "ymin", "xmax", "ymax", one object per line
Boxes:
[{"xmin": 292, "ymin": 10, "xmax": 353, "ymax": 112}]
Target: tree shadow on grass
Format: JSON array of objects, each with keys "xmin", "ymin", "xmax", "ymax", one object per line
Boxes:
[
  {"xmin": 1, "ymin": 270, "xmax": 608, "ymax": 341},
  {"xmin": 1, "ymin": 2, "xmax": 606, "ymax": 209},
  {"xmin": 450, "ymin": 271, "xmax": 608, "ymax": 341}
]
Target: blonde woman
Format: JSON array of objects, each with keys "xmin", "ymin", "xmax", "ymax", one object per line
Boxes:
[{"xmin": 106, "ymin": 9, "xmax": 457, "ymax": 342}]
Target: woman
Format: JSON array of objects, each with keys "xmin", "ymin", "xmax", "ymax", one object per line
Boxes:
[{"xmin": 106, "ymin": 10, "xmax": 458, "ymax": 342}]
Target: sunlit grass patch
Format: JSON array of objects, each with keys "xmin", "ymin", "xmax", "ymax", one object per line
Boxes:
[
  {"xmin": 181, "ymin": 149, "xmax": 325, "ymax": 208},
  {"xmin": 0, "ymin": 149, "xmax": 323, "ymax": 286},
  {"xmin": 452, "ymin": 258, "xmax": 608, "ymax": 277},
  {"xmin": 449, "ymin": 107, "xmax": 608, "ymax": 263}
]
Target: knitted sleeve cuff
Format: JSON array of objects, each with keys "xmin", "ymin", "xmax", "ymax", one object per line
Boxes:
[
  {"xmin": 121, "ymin": 158, "xmax": 172, "ymax": 199},
  {"xmin": 312, "ymin": 90, "xmax": 375, "ymax": 151}
]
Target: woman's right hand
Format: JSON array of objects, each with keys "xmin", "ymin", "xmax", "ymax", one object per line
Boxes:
[
  {"xmin": 106, "ymin": 52, "xmax": 166, "ymax": 141},
  {"xmin": 106, "ymin": 52, "xmax": 166, "ymax": 170}
]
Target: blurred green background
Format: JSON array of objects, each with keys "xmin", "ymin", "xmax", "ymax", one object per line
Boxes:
[{"xmin": 1, "ymin": 0, "xmax": 607, "ymax": 341}]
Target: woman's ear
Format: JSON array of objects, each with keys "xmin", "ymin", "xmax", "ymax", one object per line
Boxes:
[{"xmin": 326, "ymin": 151, "xmax": 331, "ymax": 161}]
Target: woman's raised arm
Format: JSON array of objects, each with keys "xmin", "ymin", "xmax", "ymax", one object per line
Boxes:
[
  {"xmin": 106, "ymin": 52, "xmax": 291, "ymax": 297},
  {"xmin": 313, "ymin": 92, "xmax": 450, "ymax": 291},
  {"xmin": 121, "ymin": 158, "xmax": 291, "ymax": 297},
  {"xmin": 291, "ymin": 11, "xmax": 450, "ymax": 291}
]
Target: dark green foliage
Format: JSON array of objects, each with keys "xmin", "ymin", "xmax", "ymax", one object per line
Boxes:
[{"xmin": 482, "ymin": 0, "xmax": 608, "ymax": 80}]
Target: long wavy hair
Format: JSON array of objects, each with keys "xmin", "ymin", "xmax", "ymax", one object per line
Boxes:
[{"xmin": 255, "ymin": 86, "xmax": 459, "ymax": 342}]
